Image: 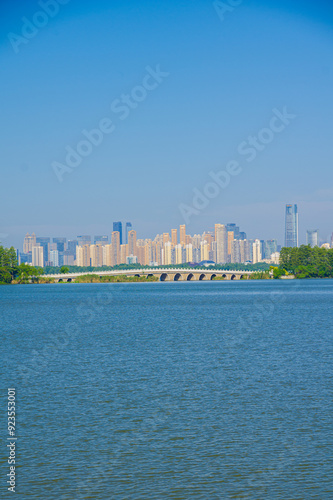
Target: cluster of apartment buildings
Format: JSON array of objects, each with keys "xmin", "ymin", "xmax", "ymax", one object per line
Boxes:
[
  {"xmin": 18, "ymin": 205, "xmax": 333, "ymax": 269},
  {"xmin": 21, "ymin": 222, "xmax": 280, "ymax": 268}
]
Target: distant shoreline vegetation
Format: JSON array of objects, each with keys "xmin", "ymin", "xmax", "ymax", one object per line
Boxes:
[{"xmin": 276, "ymin": 245, "xmax": 333, "ymax": 279}]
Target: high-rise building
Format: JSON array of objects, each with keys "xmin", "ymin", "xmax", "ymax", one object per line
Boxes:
[
  {"xmin": 111, "ymin": 231, "xmax": 121, "ymax": 265},
  {"xmin": 53, "ymin": 237, "xmax": 66, "ymax": 252},
  {"xmin": 171, "ymin": 229, "xmax": 178, "ymax": 247},
  {"xmin": 245, "ymin": 239, "xmax": 253, "ymax": 262},
  {"xmin": 162, "ymin": 233, "xmax": 170, "ymax": 245},
  {"xmin": 179, "ymin": 225, "xmax": 186, "ymax": 246},
  {"xmin": 164, "ymin": 241, "xmax": 172, "ymax": 265},
  {"xmin": 306, "ymin": 230, "xmax": 318, "ymax": 248},
  {"xmin": 49, "ymin": 250, "xmax": 59, "ymax": 267},
  {"xmin": 185, "ymin": 243, "xmax": 193, "ymax": 263},
  {"xmin": 23, "ymin": 233, "xmax": 36, "ymax": 253},
  {"xmin": 231, "ymin": 239, "xmax": 241, "ymax": 263},
  {"xmin": 128, "ymin": 230, "xmax": 137, "ymax": 257},
  {"xmin": 77, "ymin": 235, "xmax": 91, "ymax": 246},
  {"xmin": 67, "ymin": 240, "xmax": 78, "ymax": 258},
  {"xmin": 36, "ymin": 237, "xmax": 50, "ymax": 266},
  {"xmin": 62, "ymin": 251, "xmax": 75, "ymax": 266},
  {"xmin": 264, "ymin": 240, "xmax": 278, "ymax": 259},
  {"xmin": 252, "ymin": 239, "xmax": 262, "ymax": 264},
  {"xmin": 227, "ymin": 231, "xmax": 234, "ymax": 256},
  {"xmin": 285, "ymin": 204, "xmax": 298, "ymax": 247},
  {"xmin": 90, "ymin": 244, "xmax": 103, "ymax": 267},
  {"xmin": 215, "ymin": 224, "xmax": 227, "ymax": 264},
  {"xmin": 113, "ymin": 222, "xmax": 122, "ymax": 245},
  {"xmin": 226, "ymin": 223, "xmax": 240, "ymax": 239},
  {"xmin": 32, "ymin": 245, "xmax": 44, "ymax": 267},
  {"xmin": 94, "ymin": 235, "xmax": 108, "ymax": 245},
  {"xmin": 125, "ymin": 222, "xmax": 132, "ymax": 244},
  {"xmin": 174, "ymin": 244, "xmax": 183, "ymax": 264},
  {"xmin": 76, "ymin": 245, "xmax": 91, "ymax": 266},
  {"xmin": 200, "ymin": 241, "xmax": 209, "ymax": 261}
]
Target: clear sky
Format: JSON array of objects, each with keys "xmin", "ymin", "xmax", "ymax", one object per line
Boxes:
[{"xmin": 1, "ymin": 0, "xmax": 332, "ymax": 249}]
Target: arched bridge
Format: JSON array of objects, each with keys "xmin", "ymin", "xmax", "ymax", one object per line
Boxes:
[{"xmin": 42, "ymin": 268, "xmax": 254, "ymax": 283}]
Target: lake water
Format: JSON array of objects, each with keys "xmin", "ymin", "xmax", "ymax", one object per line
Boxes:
[{"xmin": 1, "ymin": 280, "xmax": 333, "ymax": 499}]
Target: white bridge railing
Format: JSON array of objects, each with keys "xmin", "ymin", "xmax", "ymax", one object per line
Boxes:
[{"xmin": 41, "ymin": 268, "xmax": 255, "ymax": 279}]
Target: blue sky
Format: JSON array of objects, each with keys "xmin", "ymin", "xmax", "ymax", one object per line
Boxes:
[{"xmin": 1, "ymin": 0, "xmax": 332, "ymax": 249}]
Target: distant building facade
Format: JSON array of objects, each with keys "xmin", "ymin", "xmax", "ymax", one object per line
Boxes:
[
  {"xmin": 285, "ymin": 204, "xmax": 298, "ymax": 247},
  {"xmin": 113, "ymin": 222, "xmax": 123, "ymax": 245},
  {"xmin": 306, "ymin": 230, "xmax": 318, "ymax": 248}
]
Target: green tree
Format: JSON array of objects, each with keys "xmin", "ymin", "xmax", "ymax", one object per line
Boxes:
[
  {"xmin": 272, "ymin": 267, "xmax": 287, "ymax": 279},
  {"xmin": 0, "ymin": 268, "xmax": 12, "ymax": 284},
  {"xmin": 16, "ymin": 264, "xmax": 43, "ymax": 284},
  {"xmin": 60, "ymin": 266, "xmax": 70, "ymax": 274}
]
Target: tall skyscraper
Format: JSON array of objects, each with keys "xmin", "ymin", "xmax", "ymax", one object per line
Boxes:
[
  {"xmin": 32, "ymin": 245, "xmax": 44, "ymax": 267},
  {"xmin": 215, "ymin": 224, "xmax": 227, "ymax": 264},
  {"xmin": 36, "ymin": 237, "xmax": 50, "ymax": 266},
  {"xmin": 252, "ymin": 239, "xmax": 262, "ymax": 264},
  {"xmin": 179, "ymin": 225, "xmax": 186, "ymax": 246},
  {"xmin": 23, "ymin": 233, "xmax": 36, "ymax": 253},
  {"xmin": 128, "ymin": 230, "xmax": 137, "ymax": 257},
  {"xmin": 171, "ymin": 229, "xmax": 178, "ymax": 247},
  {"xmin": 67, "ymin": 240, "xmax": 78, "ymax": 257},
  {"xmin": 226, "ymin": 223, "xmax": 240, "ymax": 239},
  {"xmin": 49, "ymin": 250, "xmax": 59, "ymax": 267},
  {"xmin": 285, "ymin": 204, "xmax": 298, "ymax": 248},
  {"xmin": 113, "ymin": 222, "xmax": 122, "ymax": 245},
  {"xmin": 264, "ymin": 240, "xmax": 278, "ymax": 259},
  {"xmin": 125, "ymin": 222, "xmax": 132, "ymax": 244},
  {"xmin": 111, "ymin": 231, "xmax": 121, "ymax": 265},
  {"xmin": 163, "ymin": 233, "xmax": 170, "ymax": 245},
  {"xmin": 306, "ymin": 230, "xmax": 318, "ymax": 248},
  {"xmin": 53, "ymin": 237, "xmax": 66, "ymax": 252}
]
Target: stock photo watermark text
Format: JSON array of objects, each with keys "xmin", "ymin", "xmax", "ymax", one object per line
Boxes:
[
  {"xmin": 179, "ymin": 106, "xmax": 296, "ymax": 223},
  {"xmin": 51, "ymin": 65, "xmax": 169, "ymax": 183}
]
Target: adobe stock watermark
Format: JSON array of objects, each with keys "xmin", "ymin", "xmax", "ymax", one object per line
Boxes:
[
  {"xmin": 179, "ymin": 107, "xmax": 296, "ymax": 223},
  {"xmin": 7, "ymin": 0, "xmax": 71, "ymax": 54},
  {"xmin": 17, "ymin": 289, "xmax": 114, "ymax": 393},
  {"xmin": 51, "ymin": 65, "xmax": 169, "ymax": 183},
  {"xmin": 213, "ymin": 0, "xmax": 243, "ymax": 22}
]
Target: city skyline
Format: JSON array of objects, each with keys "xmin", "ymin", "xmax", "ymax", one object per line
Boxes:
[
  {"xmin": 21, "ymin": 222, "xmax": 279, "ymax": 268},
  {"xmin": 4, "ymin": 201, "xmax": 332, "ymax": 253},
  {"xmin": 17, "ymin": 204, "xmax": 333, "ymax": 269}
]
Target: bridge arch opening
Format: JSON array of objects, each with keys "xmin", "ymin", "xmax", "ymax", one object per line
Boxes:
[
  {"xmin": 174, "ymin": 273, "xmax": 182, "ymax": 281},
  {"xmin": 58, "ymin": 279, "xmax": 63, "ymax": 283},
  {"xmin": 160, "ymin": 273, "xmax": 168, "ymax": 281},
  {"xmin": 187, "ymin": 273, "xmax": 194, "ymax": 281},
  {"xmin": 147, "ymin": 274, "xmax": 153, "ymax": 278},
  {"xmin": 67, "ymin": 278, "xmax": 72, "ymax": 283},
  {"xmin": 222, "ymin": 274, "xmax": 227, "ymax": 279},
  {"xmin": 210, "ymin": 274, "xmax": 217, "ymax": 280},
  {"xmin": 134, "ymin": 274, "xmax": 140, "ymax": 278},
  {"xmin": 199, "ymin": 274, "xmax": 206, "ymax": 281},
  {"xmin": 231, "ymin": 274, "xmax": 236, "ymax": 280}
]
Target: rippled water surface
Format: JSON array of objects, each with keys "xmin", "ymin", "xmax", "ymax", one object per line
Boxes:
[{"xmin": 1, "ymin": 280, "xmax": 333, "ymax": 499}]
